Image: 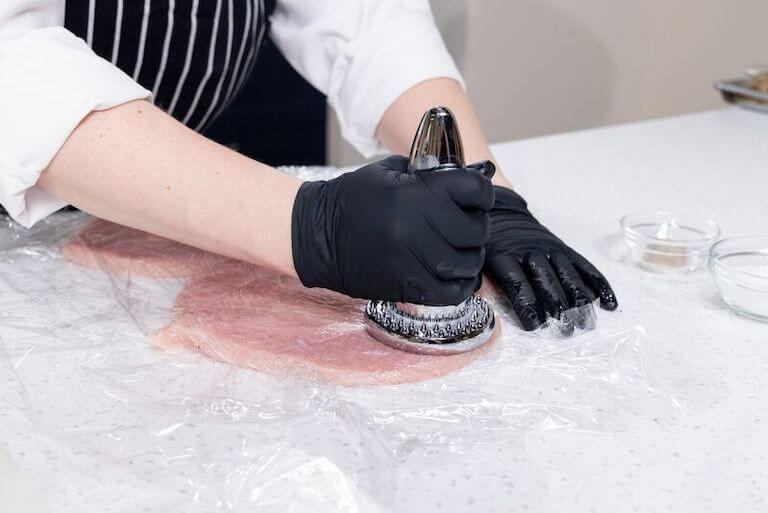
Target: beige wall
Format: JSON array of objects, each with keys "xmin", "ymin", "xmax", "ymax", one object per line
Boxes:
[{"xmin": 328, "ymin": 0, "xmax": 768, "ymax": 166}]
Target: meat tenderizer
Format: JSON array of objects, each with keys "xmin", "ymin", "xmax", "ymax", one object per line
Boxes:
[{"xmin": 364, "ymin": 106, "xmax": 496, "ymax": 355}]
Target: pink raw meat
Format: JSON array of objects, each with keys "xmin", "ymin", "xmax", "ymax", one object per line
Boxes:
[
  {"xmin": 64, "ymin": 218, "xmax": 499, "ymax": 386},
  {"xmin": 63, "ymin": 218, "xmax": 228, "ymax": 278},
  {"xmin": 151, "ymin": 260, "xmax": 499, "ymax": 386}
]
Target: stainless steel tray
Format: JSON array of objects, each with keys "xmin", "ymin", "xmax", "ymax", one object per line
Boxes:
[{"xmin": 714, "ymin": 78, "xmax": 768, "ymax": 114}]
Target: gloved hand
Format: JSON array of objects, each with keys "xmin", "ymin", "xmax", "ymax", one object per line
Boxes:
[
  {"xmin": 485, "ymin": 185, "xmax": 618, "ymax": 332},
  {"xmin": 291, "ymin": 155, "xmax": 495, "ymax": 305}
]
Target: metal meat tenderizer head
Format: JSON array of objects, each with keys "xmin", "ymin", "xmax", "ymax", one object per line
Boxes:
[{"xmin": 364, "ymin": 106, "xmax": 496, "ymax": 355}]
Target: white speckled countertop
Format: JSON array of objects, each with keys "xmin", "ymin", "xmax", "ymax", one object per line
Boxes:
[
  {"xmin": 1, "ymin": 108, "xmax": 767, "ymax": 512},
  {"xmin": 490, "ymin": 108, "xmax": 768, "ymax": 512}
]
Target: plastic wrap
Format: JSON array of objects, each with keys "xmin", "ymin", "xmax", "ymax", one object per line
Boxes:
[{"xmin": 0, "ymin": 167, "xmax": 689, "ymax": 512}]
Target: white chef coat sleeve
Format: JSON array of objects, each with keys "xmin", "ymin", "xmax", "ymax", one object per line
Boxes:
[
  {"xmin": 270, "ymin": 0, "xmax": 464, "ymax": 158},
  {"xmin": 0, "ymin": 1, "xmax": 151, "ymax": 228}
]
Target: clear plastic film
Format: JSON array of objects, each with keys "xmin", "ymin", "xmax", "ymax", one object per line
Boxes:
[{"xmin": 0, "ymin": 167, "xmax": 690, "ymax": 512}]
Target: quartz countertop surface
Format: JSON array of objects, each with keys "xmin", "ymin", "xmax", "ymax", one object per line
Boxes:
[
  {"xmin": 490, "ymin": 107, "xmax": 768, "ymax": 512},
  {"xmin": 1, "ymin": 108, "xmax": 767, "ymax": 513}
]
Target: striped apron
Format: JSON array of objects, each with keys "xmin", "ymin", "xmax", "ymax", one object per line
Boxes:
[{"xmin": 64, "ymin": 0, "xmax": 274, "ymax": 132}]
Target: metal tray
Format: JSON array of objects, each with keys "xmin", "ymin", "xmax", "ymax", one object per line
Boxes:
[{"xmin": 714, "ymin": 78, "xmax": 768, "ymax": 114}]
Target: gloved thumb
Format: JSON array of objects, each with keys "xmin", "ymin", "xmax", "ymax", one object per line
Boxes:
[{"xmin": 467, "ymin": 160, "xmax": 496, "ymax": 180}]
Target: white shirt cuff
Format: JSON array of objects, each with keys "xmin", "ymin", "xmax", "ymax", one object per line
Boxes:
[
  {"xmin": 271, "ymin": 0, "xmax": 464, "ymax": 159},
  {"xmin": 0, "ymin": 27, "xmax": 151, "ymax": 227},
  {"xmin": 329, "ymin": 17, "xmax": 464, "ymax": 157}
]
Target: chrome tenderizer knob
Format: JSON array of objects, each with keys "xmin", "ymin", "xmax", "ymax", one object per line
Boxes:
[
  {"xmin": 408, "ymin": 106, "xmax": 465, "ymax": 172},
  {"xmin": 363, "ymin": 106, "xmax": 496, "ymax": 355}
]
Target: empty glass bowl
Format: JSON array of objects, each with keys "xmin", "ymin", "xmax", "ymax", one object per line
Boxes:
[
  {"xmin": 710, "ymin": 237, "xmax": 768, "ymax": 322},
  {"xmin": 620, "ymin": 211, "xmax": 721, "ymax": 273}
]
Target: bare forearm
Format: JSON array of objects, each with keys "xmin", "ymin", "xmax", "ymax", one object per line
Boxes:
[
  {"xmin": 376, "ymin": 78, "xmax": 513, "ymax": 188},
  {"xmin": 39, "ymin": 100, "xmax": 300, "ymax": 277}
]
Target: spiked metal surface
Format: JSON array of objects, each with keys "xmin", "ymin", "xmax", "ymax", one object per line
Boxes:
[
  {"xmin": 364, "ymin": 294, "xmax": 495, "ymax": 355},
  {"xmin": 365, "ymin": 106, "xmax": 496, "ymax": 355}
]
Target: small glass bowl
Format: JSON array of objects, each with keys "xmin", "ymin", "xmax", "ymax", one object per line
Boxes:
[
  {"xmin": 620, "ymin": 211, "xmax": 721, "ymax": 273},
  {"xmin": 709, "ymin": 237, "xmax": 768, "ymax": 322}
]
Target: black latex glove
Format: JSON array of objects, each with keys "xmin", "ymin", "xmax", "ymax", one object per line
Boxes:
[
  {"xmin": 291, "ymin": 155, "xmax": 495, "ymax": 305},
  {"xmin": 485, "ymin": 185, "xmax": 618, "ymax": 332}
]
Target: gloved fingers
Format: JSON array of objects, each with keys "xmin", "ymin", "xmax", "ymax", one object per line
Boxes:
[
  {"xmin": 423, "ymin": 200, "xmax": 490, "ymax": 249},
  {"xmin": 485, "ymin": 254, "xmax": 543, "ymax": 330},
  {"xmin": 570, "ymin": 251, "xmax": 619, "ymax": 311},
  {"xmin": 523, "ymin": 252, "xmax": 575, "ymax": 335},
  {"xmin": 425, "ymin": 168, "xmax": 495, "ymax": 212},
  {"xmin": 466, "ymin": 160, "xmax": 497, "ymax": 180},
  {"xmin": 378, "ymin": 154, "xmax": 410, "ymax": 172},
  {"xmin": 434, "ymin": 247, "xmax": 486, "ymax": 280},
  {"xmin": 410, "ymin": 228, "xmax": 485, "ymax": 281},
  {"xmin": 401, "ymin": 274, "xmax": 480, "ymax": 306},
  {"xmin": 398, "ymin": 213, "xmax": 481, "ymax": 305},
  {"xmin": 549, "ymin": 252, "xmax": 596, "ymax": 329},
  {"xmin": 549, "ymin": 252, "xmax": 595, "ymax": 306}
]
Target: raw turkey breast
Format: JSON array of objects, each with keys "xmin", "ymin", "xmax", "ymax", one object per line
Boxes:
[
  {"xmin": 63, "ymin": 219, "xmax": 229, "ymax": 278},
  {"xmin": 64, "ymin": 219, "xmax": 498, "ymax": 386}
]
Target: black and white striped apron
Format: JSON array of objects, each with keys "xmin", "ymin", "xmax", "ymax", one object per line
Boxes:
[{"xmin": 64, "ymin": 0, "xmax": 274, "ymax": 132}]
